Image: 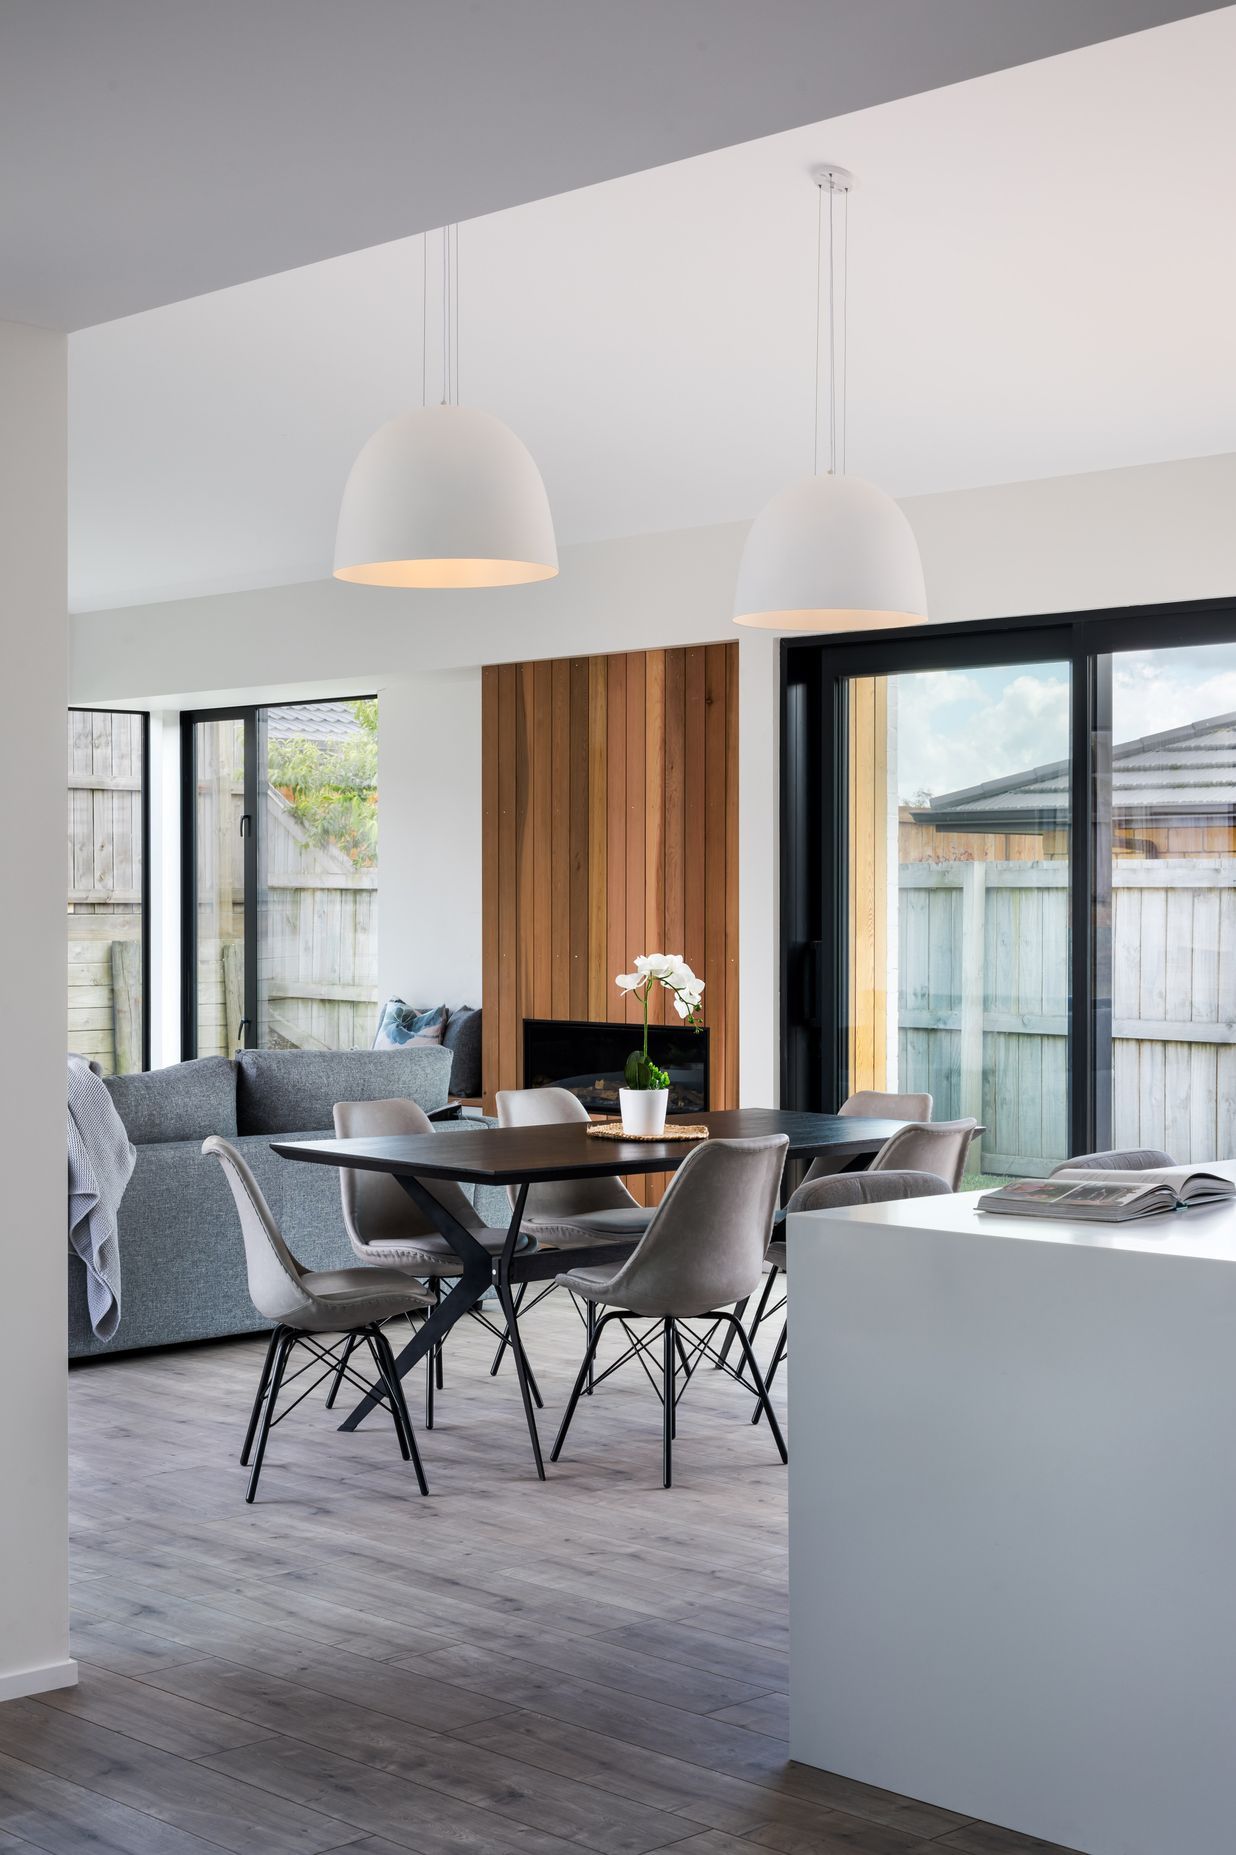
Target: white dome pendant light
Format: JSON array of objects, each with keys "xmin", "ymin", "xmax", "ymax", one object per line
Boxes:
[
  {"xmin": 734, "ymin": 168, "xmax": 926, "ymax": 631},
  {"xmin": 335, "ymin": 226, "xmax": 558, "ymax": 589}
]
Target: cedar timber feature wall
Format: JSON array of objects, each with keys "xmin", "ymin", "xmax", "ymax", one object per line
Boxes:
[{"xmin": 481, "ymin": 645, "xmax": 739, "ymax": 1195}]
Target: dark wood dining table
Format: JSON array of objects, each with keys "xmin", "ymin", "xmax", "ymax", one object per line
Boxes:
[{"xmin": 272, "ymin": 1106, "xmax": 906, "ymax": 1476}]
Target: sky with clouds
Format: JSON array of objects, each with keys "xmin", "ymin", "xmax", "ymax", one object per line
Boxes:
[{"xmin": 893, "ymin": 640, "xmax": 1236, "ymax": 803}]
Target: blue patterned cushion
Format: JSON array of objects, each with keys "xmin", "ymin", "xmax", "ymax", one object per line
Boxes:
[{"xmin": 373, "ymin": 998, "xmax": 447, "ymax": 1049}]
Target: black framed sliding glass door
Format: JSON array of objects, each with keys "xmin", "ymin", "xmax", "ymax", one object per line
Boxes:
[
  {"xmin": 182, "ymin": 699, "xmax": 378, "ymax": 1057},
  {"xmin": 781, "ymin": 600, "xmax": 1236, "ymax": 1176},
  {"xmin": 1106, "ymin": 637, "xmax": 1236, "ymax": 1162}
]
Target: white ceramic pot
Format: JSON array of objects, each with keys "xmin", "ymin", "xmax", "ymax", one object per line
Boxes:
[{"xmin": 619, "ymin": 1087, "xmax": 669, "ymax": 1138}]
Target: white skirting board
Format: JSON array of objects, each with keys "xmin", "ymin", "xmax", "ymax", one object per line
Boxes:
[{"xmin": 0, "ymin": 1657, "xmax": 78, "ymax": 1704}]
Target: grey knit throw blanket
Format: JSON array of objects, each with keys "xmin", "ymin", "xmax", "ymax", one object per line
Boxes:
[{"xmin": 67, "ymin": 1056, "xmax": 135, "ymax": 1339}]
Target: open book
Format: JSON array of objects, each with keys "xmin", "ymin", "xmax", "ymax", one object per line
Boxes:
[{"xmin": 977, "ymin": 1166, "xmax": 1235, "ymax": 1222}]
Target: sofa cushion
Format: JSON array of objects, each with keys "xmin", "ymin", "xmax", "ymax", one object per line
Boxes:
[
  {"xmin": 235, "ymin": 1045, "xmax": 454, "ymax": 1135},
  {"xmin": 442, "ymin": 1005, "xmax": 482, "ymax": 1098},
  {"xmin": 373, "ymin": 999, "xmax": 447, "ymax": 1048},
  {"xmin": 104, "ymin": 1056, "xmax": 237, "ymax": 1144}
]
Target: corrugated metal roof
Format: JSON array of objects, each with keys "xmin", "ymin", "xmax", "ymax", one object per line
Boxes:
[{"xmin": 914, "ymin": 711, "xmax": 1236, "ymax": 828}]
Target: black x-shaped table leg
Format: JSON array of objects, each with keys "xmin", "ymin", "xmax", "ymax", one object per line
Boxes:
[{"xmin": 337, "ymin": 1180, "xmax": 549, "ymax": 1474}]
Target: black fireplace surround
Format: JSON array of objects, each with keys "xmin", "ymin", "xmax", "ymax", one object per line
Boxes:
[{"xmin": 522, "ymin": 1018, "xmax": 710, "ymax": 1115}]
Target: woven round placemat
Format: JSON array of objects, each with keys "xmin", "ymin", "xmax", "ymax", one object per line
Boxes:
[{"xmin": 586, "ymin": 1121, "xmax": 710, "ymax": 1142}]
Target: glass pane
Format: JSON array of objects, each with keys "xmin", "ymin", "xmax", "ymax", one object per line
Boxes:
[
  {"xmin": 67, "ymin": 711, "xmax": 144, "ymax": 1075},
  {"xmin": 193, "ymin": 716, "xmax": 246, "ymax": 1056},
  {"xmin": 847, "ymin": 661, "xmax": 1071, "ymax": 1184},
  {"xmin": 258, "ymin": 699, "xmax": 378, "ymax": 1051},
  {"xmin": 1109, "ymin": 641, "xmax": 1236, "ymax": 1163}
]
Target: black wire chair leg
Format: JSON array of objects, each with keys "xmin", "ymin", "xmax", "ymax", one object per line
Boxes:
[
  {"xmin": 489, "ymin": 1279, "xmax": 527, "ymax": 1377},
  {"xmin": 551, "ymin": 1307, "xmax": 620, "ymax": 1462},
  {"xmin": 372, "ymin": 1327, "xmax": 429, "ymax": 1495},
  {"xmin": 714, "ymin": 1294, "xmax": 750, "ymax": 1369},
  {"xmin": 245, "ymin": 1328, "xmax": 294, "ymax": 1503},
  {"xmin": 241, "ymin": 1327, "xmax": 283, "ymax": 1463},
  {"xmin": 496, "ymin": 1277, "xmax": 546, "ymax": 1478},
  {"xmin": 324, "ymin": 1330, "xmax": 359, "ymax": 1411},
  {"xmin": 719, "ymin": 1312, "xmax": 787, "ymax": 1461},
  {"xmin": 362, "ymin": 1328, "xmax": 410, "ymax": 1462},
  {"xmin": 753, "ymin": 1319, "xmax": 788, "ymax": 1425},
  {"xmin": 745, "ymin": 1262, "xmax": 781, "ymax": 1353},
  {"xmin": 586, "ymin": 1299, "xmax": 597, "ymax": 1394},
  {"xmin": 425, "ymin": 1339, "xmax": 437, "ymax": 1429},
  {"xmin": 663, "ymin": 1318, "xmax": 675, "ymax": 1486}
]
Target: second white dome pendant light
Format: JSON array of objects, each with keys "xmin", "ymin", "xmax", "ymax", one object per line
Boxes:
[
  {"xmin": 335, "ymin": 226, "xmax": 558, "ymax": 590},
  {"xmin": 734, "ymin": 168, "xmax": 927, "ymax": 631}
]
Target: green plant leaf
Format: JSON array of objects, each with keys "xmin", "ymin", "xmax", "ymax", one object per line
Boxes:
[{"xmin": 624, "ymin": 1051, "xmax": 669, "ymax": 1091}]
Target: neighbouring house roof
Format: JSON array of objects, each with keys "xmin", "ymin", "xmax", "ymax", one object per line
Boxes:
[
  {"xmin": 264, "ymin": 700, "xmax": 367, "ymax": 743},
  {"xmin": 910, "ymin": 710, "xmax": 1236, "ymax": 834}
]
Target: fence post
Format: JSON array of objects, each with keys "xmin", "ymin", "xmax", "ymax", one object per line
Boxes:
[
  {"xmin": 959, "ymin": 863, "xmax": 986, "ymax": 1174},
  {"xmin": 110, "ymin": 939, "xmax": 142, "ymax": 1076},
  {"xmin": 222, "ymin": 937, "xmax": 245, "ymax": 1055}
]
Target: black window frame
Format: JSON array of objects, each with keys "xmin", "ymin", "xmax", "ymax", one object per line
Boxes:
[
  {"xmin": 780, "ymin": 596, "xmax": 1236, "ymax": 1161},
  {"xmin": 68, "ymin": 705, "xmax": 152, "ymax": 1074},
  {"xmin": 180, "ymin": 697, "xmax": 376, "ymax": 1059}
]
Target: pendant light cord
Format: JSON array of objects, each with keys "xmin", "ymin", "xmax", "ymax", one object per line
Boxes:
[
  {"xmin": 813, "ymin": 180, "xmax": 823, "ymax": 476},
  {"xmin": 813, "ymin": 170, "xmax": 850, "ymax": 477},
  {"xmin": 431, "ymin": 225, "xmax": 462, "ymax": 406},
  {"xmin": 841, "ymin": 184, "xmax": 849, "ymax": 475},
  {"xmin": 447, "ymin": 224, "xmax": 456, "ymax": 406},
  {"xmin": 421, "ymin": 234, "xmax": 428, "ymax": 409},
  {"xmin": 441, "ymin": 226, "xmax": 449, "ymax": 405},
  {"xmin": 828, "ymin": 180, "xmax": 836, "ymax": 475}
]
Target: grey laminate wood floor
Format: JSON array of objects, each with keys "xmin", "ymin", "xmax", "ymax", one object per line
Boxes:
[{"xmin": 1, "ymin": 1300, "xmax": 1079, "ymax": 1854}]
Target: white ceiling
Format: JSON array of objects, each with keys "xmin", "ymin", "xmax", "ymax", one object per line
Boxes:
[
  {"xmin": 4, "ymin": 0, "xmax": 1213, "ymax": 329},
  {"xmin": 69, "ymin": 8, "xmax": 1236, "ymax": 612}
]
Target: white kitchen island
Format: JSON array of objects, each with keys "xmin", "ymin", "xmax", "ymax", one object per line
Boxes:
[{"xmin": 787, "ymin": 1171, "xmax": 1236, "ymax": 1855}]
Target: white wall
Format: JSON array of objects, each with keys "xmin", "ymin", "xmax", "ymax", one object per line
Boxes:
[
  {"xmin": 377, "ymin": 671, "xmax": 484, "ymax": 1009},
  {"xmin": 70, "ymin": 453, "xmax": 1236, "ymax": 706},
  {"xmin": 69, "ymin": 451, "xmax": 1236, "ymax": 1097},
  {"xmin": 0, "ymin": 321, "xmax": 75, "ymax": 1701}
]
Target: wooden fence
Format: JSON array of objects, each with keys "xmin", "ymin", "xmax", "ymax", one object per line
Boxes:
[
  {"xmin": 899, "ymin": 858, "xmax": 1236, "ymax": 1172},
  {"xmin": 67, "ymin": 712, "xmax": 143, "ymax": 1073},
  {"xmin": 194, "ymin": 779, "xmax": 378, "ymax": 1058},
  {"xmin": 69, "ymin": 710, "xmax": 377, "ymax": 1072}
]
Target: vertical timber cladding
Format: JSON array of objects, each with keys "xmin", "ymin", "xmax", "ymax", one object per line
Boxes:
[
  {"xmin": 482, "ymin": 646, "xmax": 740, "ymax": 1201},
  {"xmin": 847, "ymin": 677, "xmax": 890, "ymax": 1094}
]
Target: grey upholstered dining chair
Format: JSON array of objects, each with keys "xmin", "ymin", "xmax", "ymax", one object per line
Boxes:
[
  {"xmin": 722, "ymin": 1087, "xmax": 937, "ymax": 1373},
  {"xmin": 549, "ymin": 1134, "xmax": 789, "ymax": 1487},
  {"xmin": 494, "ymin": 1087, "xmax": 653, "ymax": 1238},
  {"xmin": 799, "ymin": 1089, "xmax": 934, "ymax": 1183},
  {"xmin": 1051, "ymin": 1147, "xmax": 1175, "ymax": 1171},
  {"xmin": 750, "ymin": 1167, "xmax": 952, "ymax": 1423},
  {"xmin": 202, "ymin": 1135, "xmax": 431, "ymax": 1503},
  {"xmin": 742, "ymin": 1116, "xmax": 969, "ymax": 1372},
  {"xmin": 333, "ymin": 1096, "xmax": 528, "ymax": 1427},
  {"xmin": 868, "ymin": 1117, "xmax": 977, "ymax": 1191},
  {"xmin": 494, "ymin": 1086, "xmax": 653, "ymax": 1387}
]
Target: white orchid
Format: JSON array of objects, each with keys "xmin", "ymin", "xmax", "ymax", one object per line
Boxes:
[
  {"xmin": 633, "ymin": 952, "xmax": 676, "ymax": 981},
  {"xmin": 615, "ymin": 952, "xmax": 706, "ymax": 1085}
]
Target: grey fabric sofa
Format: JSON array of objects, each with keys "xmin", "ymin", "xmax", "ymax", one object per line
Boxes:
[{"xmin": 68, "ymin": 1045, "xmax": 505, "ymax": 1360}]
